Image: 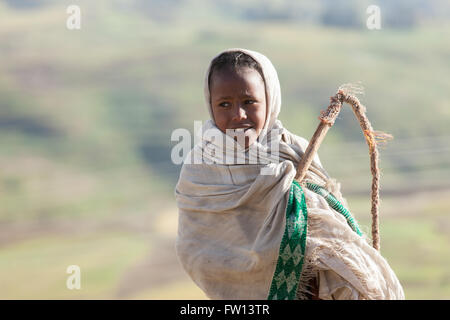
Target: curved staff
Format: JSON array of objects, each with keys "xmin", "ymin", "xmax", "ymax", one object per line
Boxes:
[{"xmin": 295, "ymin": 84, "xmax": 392, "ymax": 251}]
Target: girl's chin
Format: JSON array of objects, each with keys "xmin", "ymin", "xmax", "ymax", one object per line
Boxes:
[{"xmin": 237, "ymin": 135, "xmax": 258, "ymax": 149}]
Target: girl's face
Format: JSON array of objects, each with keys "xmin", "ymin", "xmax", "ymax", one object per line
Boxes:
[{"xmin": 210, "ymin": 67, "xmax": 267, "ymax": 148}]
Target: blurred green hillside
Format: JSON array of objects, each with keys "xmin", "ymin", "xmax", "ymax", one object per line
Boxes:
[{"xmin": 0, "ymin": 0, "xmax": 449, "ymax": 299}]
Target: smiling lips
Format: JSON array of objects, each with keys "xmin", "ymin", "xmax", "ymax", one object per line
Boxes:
[
  {"xmin": 229, "ymin": 125, "xmax": 253, "ymax": 131},
  {"xmin": 228, "ymin": 127, "xmax": 253, "ymax": 134}
]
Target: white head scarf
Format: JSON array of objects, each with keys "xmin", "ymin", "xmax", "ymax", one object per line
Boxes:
[
  {"xmin": 204, "ymin": 48, "xmax": 282, "ymax": 135},
  {"xmin": 195, "ymin": 48, "xmax": 327, "ymax": 176}
]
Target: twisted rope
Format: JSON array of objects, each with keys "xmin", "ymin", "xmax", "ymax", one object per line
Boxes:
[{"xmin": 296, "ymin": 84, "xmax": 392, "ymax": 251}]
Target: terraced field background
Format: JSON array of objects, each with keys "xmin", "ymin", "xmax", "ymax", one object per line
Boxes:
[{"xmin": 0, "ymin": 0, "xmax": 449, "ymax": 299}]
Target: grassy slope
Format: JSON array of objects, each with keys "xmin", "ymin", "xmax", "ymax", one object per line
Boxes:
[{"xmin": 0, "ymin": 2, "xmax": 449, "ymax": 299}]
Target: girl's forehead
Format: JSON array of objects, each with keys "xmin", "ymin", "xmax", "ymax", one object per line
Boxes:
[
  {"xmin": 210, "ymin": 67, "xmax": 264, "ymax": 89},
  {"xmin": 212, "ymin": 65, "xmax": 257, "ymax": 78}
]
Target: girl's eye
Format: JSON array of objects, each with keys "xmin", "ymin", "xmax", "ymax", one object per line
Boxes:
[
  {"xmin": 219, "ymin": 102, "xmax": 231, "ymax": 108},
  {"xmin": 245, "ymin": 100, "xmax": 256, "ymax": 105}
]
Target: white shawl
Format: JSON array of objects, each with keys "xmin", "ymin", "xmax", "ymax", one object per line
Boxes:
[{"xmin": 175, "ymin": 48, "xmax": 404, "ymax": 300}]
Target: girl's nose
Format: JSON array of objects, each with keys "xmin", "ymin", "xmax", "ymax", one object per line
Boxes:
[{"xmin": 232, "ymin": 105, "xmax": 247, "ymax": 121}]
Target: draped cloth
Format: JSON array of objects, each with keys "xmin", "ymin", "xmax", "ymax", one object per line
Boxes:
[{"xmin": 175, "ymin": 48, "xmax": 404, "ymax": 299}]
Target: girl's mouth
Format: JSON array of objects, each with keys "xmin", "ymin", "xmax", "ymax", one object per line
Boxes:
[{"xmin": 230, "ymin": 127, "xmax": 253, "ymax": 132}]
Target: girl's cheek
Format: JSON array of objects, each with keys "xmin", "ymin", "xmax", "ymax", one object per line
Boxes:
[
  {"xmin": 256, "ymin": 107, "xmax": 267, "ymax": 127},
  {"xmin": 216, "ymin": 118, "xmax": 228, "ymax": 133}
]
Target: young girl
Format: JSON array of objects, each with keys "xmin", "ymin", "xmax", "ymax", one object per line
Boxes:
[{"xmin": 175, "ymin": 48, "xmax": 404, "ymax": 300}]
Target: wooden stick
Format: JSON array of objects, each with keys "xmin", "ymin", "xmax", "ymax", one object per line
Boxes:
[
  {"xmin": 295, "ymin": 93, "xmax": 344, "ymax": 182},
  {"xmin": 295, "ymin": 122, "xmax": 332, "ymax": 181}
]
